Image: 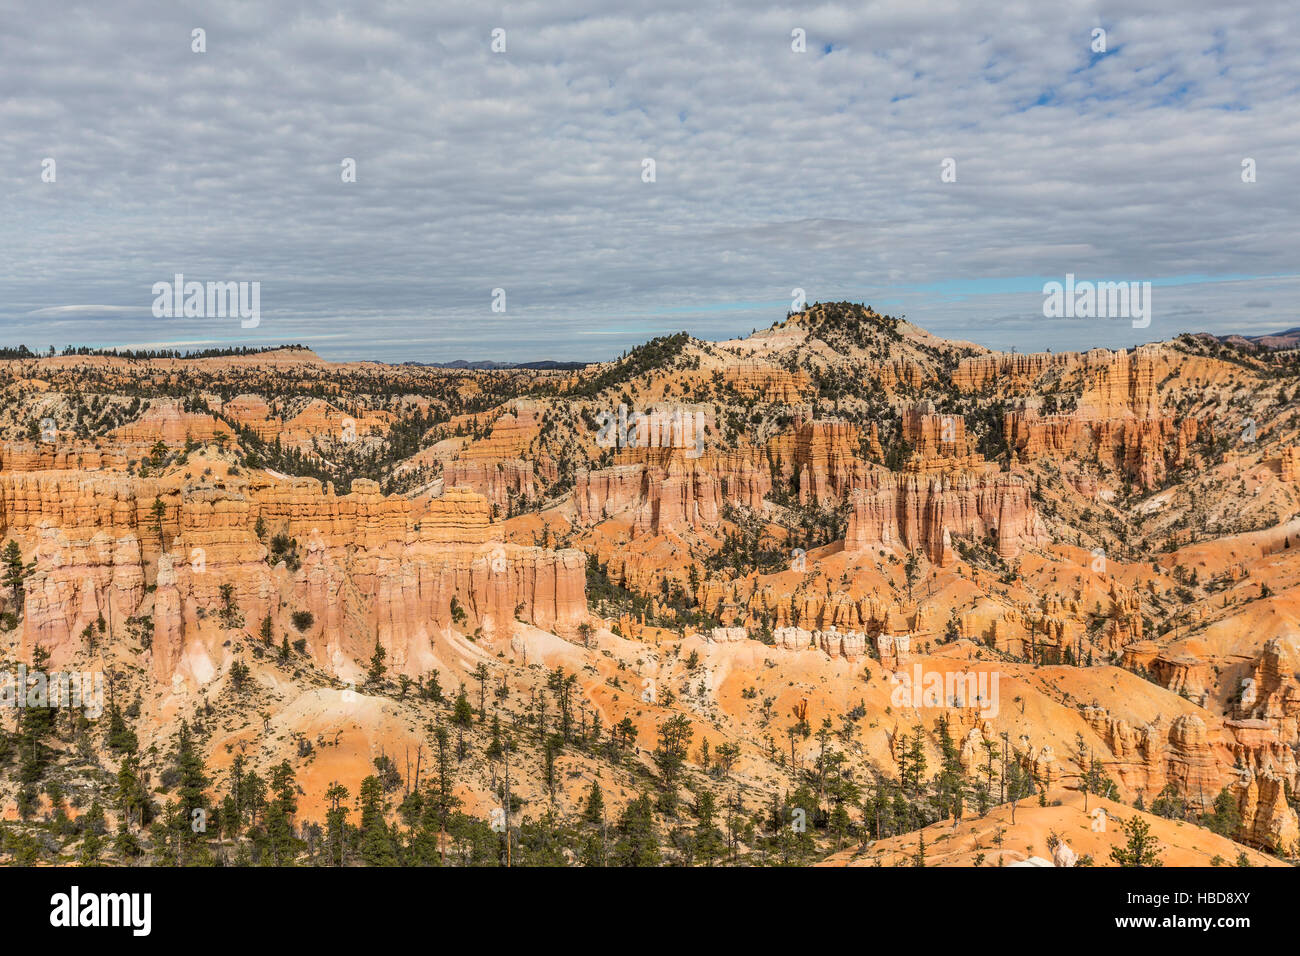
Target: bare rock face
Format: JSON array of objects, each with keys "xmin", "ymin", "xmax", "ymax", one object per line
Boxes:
[
  {"xmin": 1052, "ymin": 841, "xmax": 1078, "ymax": 867},
  {"xmin": 217, "ymin": 394, "xmax": 280, "ymax": 441},
  {"xmin": 20, "ymin": 523, "xmax": 144, "ymax": 664},
  {"xmin": 770, "ymin": 626, "xmax": 867, "ymax": 660},
  {"xmin": 1030, "ymin": 745, "xmax": 1061, "ymax": 788},
  {"xmin": 574, "ymin": 465, "xmax": 645, "ymax": 523},
  {"xmin": 456, "ymin": 403, "xmax": 544, "ymax": 461},
  {"xmin": 0, "ymin": 472, "xmax": 161, "ymax": 538},
  {"xmin": 1006, "ymin": 405, "xmax": 1199, "ymax": 490},
  {"xmin": 1282, "ymin": 447, "xmax": 1300, "ymax": 483},
  {"xmin": 1237, "ymin": 766, "xmax": 1300, "ymax": 855},
  {"xmin": 877, "ymin": 631, "xmax": 913, "ymax": 668},
  {"xmin": 1075, "ymin": 348, "xmax": 1160, "ymax": 421},
  {"xmin": 633, "ymin": 452, "xmax": 722, "ymax": 536},
  {"xmin": 573, "ymin": 415, "xmax": 1040, "ymax": 557},
  {"xmin": 844, "ymin": 471, "xmax": 1046, "ymax": 563},
  {"xmin": 444, "ymin": 458, "xmax": 536, "ymax": 512},
  {"xmin": 1149, "ymin": 653, "xmax": 1213, "ymax": 701},
  {"xmin": 277, "ymin": 398, "xmax": 390, "ymax": 452},
  {"xmin": 997, "ymin": 350, "xmax": 1204, "ymax": 491},
  {"xmin": 575, "ymin": 447, "xmax": 770, "ymax": 535},
  {"xmin": 772, "ymin": 626, "xmax": 813, "ymax": 650},
  {"xmin": 1164, "ymin": 714, "xmax": 1222, "ymax": 802},
  {"xmin": 111, "ymin": 400, "xmax": 227, "ymax": 444},
  {"xmin": 792, "ymin": 420, "xmax": 862, "ymax": 505},
  {"xmin": 953, "ymin": 351, "xmax": 1081, "ymax": 392},
  {"xmin": 1083, "ymin": 700, "xmax": 1300, "ymax": 853},
  {"xmin": 901, "ymin": 403, "xmax": 982, "ymax": 471},
  {"xmin": 212, "ymin": 393, "xmax": 393, "ymax": 451},
  {"xmin": 722, "ymin": 362, "xmax": 811, "ymax": 403},
  {"xmin": 0, "ymin": 466, "xmax": 588, "ymax": 682},
  {"xmin": 0, "ymin": 442, "xmax": 129, "ymax": 473},
  {"xmin": 839, "ymin": 630, "xmax": 867, "ymax": 660},
  {"xmin": 1237, "ymin": 637, "xmax": 1300, "ymax": 744}
]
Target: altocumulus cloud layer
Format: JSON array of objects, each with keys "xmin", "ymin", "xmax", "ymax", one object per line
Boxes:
[{"xmin": 1, "ymin": 0, "xmax": 1297, "ymax": 361}]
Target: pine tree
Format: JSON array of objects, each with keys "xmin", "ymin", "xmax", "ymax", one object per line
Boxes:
[
  {"xmin": 473, "ymin": 662, "xmax": 490, "ymax": 722},
  {"xmin": 2, "ymin": 539, "xmax": 31, "ymax": 610},
  {"xmin": 1005, "ymin": 751, "xmax": 1029, "ymax": 824},
  {"xmin": 1085, "ymin": 753, "xmax": 1120, "ymax": 803},
  {"xmin": 423, "ymin": 669, "xmax": 444, "ymax": 703},
  {"xmin": 116, "ymin": 752, "xmax": 146, "ymax": 829},
  {"xmin": 582, "ymin": 780, "xmax": 605, "ymax": 827},
  {"xmin": 419, "ymin": 724, "xmax": 462, "ymax": 865},
  {"xmin": 79, "ymin": 799, "xmax": 106, "ymax": 864},
  {"xmin": 653, "ymin": 714, "xmax": 693, "ymax": 788},
  {"xmin": 18, "ymin": 645, "xmax": 56, "ymax": 782},
  {"xmin": 113, "ymin": 820, "xmax": 142, "ymax": 860},
  {"xmin": 933, "ymin": 715, "xmax": 966, "ymax": 820},
  {"xmin": 693, "ymin": 789, "xmax": 725, "ymax": 866},
  {"xmin": 452, "ymin": 685, "xmax": 474, "ymax": 727},
  {"xmin": 1074, "ymin": 732, "xmax": 1092, "ymax": 811},
  {"xmin": 242, "ymin": 770, "xmax": 267, "ymax": 827},
  {"xmin": 151, "ymin": 496, "xmax": 166, "ymax": 545},
  {"xmin": 411, "ymin": 785, "xmax": 445, "ymax": 866},
  {"xmin": 358, "ymin": 775, "xmax": 397, "ymax": 865},
  {"xmin": 611, "ymin": 793, "xmax": 660, "ymax": 866},
  {"xmin": 366, "ymin": 638, "xmax": 387, "ymax": 686},
  {"xmin": 903, "ymin": 726, "xmax": 927, "ymax": 797},
  {"xmin": 171, "ymin": 720, "xmax": 210, "ymax": 863},
  {"xmin": 1110, "ymin": 815, "xmax": 1163, "ymax": 867},
  {"xmin": 264, "ymin": 760, "xmax": 299, "ymax": 865},
  {"xmin": 324, "ymin": 782, "xmax": 350, "ymax": 866},
  {"xmin": 1202, "ymin": 786, "xmax": 1243, "ymax": 838},
  {"xmin": 485, "ymin": 715, "xmax": 503, "ymax": 761}
]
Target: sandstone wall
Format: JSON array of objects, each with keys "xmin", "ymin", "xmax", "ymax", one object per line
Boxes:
[
  {"xmin": 844, "ymin": 471, "xmax": 1045, "ymax": 563},
  {"xmin": 0, "ymin": 466, "xmax": 587, "ymax": 683}
]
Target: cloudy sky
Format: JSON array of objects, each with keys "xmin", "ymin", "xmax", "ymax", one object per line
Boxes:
[{"xmin": 2, "ymin": 0, "xmax": 1297, "ymax": 362}]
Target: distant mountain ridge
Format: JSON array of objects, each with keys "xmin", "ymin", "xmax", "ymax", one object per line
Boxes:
[
  {"xmin": 1212, "ymin": 327, "xmax": 1300, "ymax": 350},
  {"xmin": 402, "ymin": 359, "xmax": 589, "ymax": 370}
]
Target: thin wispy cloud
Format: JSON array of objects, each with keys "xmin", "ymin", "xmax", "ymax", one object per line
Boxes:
[{"xmin": 26, "ymin": 305, "xmax": 140, "ymax": 317}]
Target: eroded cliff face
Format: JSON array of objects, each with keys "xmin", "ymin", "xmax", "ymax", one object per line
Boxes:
[
  {"xmin": 1237, "ymin": 637, "xmax": 1300, "ymax": 745},
  {"xmin": 0, "ymin": 463, "xmax": 587, "ymax": 685},
  {"xmin": 791, "ymin": 420, "xmax": 864, "ymax": 504},
  {"xmin": 845, "ymin": 471, "xmax": 1046, "ymax": 563},
  {"xmin": 573, "ymin": 416, "xmax": 1046, "ymax": 567},
  {"xmin": 1281, "ymin": 446, "xmax": 1300, "ymax": 483},
  {"xmin": 952, "ymin": 351, "xmax": 1082, "ymax": 392},
  {"xmin": 575, "ymin": 446, "xmax": 771, "ymax": 536},
  {"xmin": 1007, "ymin": 405, "xmax": 1202, "ymax": 491},
  {"xmin": 110, "ymin": 400, "xmax": 228, "ymax": 444},
  {"xmin": 722, "ymin": 362, "xmax": 812, "ymax": 403},
  {"xmin": 983, "ymin": 349, "xmax": 1208, "ymax": 491},
  {"xmin": 900, "ymin": 403, "xmax": 983, "ymax": 472},
  {"xmin": 1082, "ymin": 705, "xmax": 1300, "ymax": 855},
  {"xmin": 443, "ymin": 458, "xmax": 536, "ymax": 512}
]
